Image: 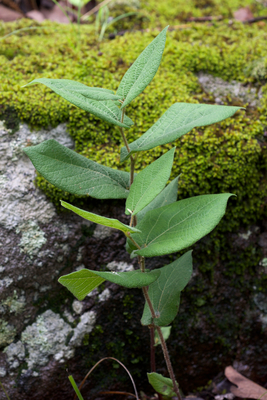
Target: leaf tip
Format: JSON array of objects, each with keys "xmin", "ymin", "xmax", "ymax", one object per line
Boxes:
[{"xmin": 22, "ymin": 80, "xmax": 37, "ymax": 88}]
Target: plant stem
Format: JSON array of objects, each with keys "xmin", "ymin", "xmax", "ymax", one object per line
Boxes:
[
  {"xmin": 155, "ymin": 326, "xmax": 182, "ymax": 400},
  {"xmin": 0, "ymin": 380, "xmax": 10, "ymax": 400},
  {"xmin": 120, "ymin": 106, "xmax": 180, "ymax": 399},
  {"xmin": 140, "ymin": 256, "xmax": 145, "ymax": 272},
  {"xmin": 140, "ymin": 261, "xmax": 182, "ymax": 400},
  {"xmin": 119, "ymin": 112, "xmax": 130, "ymax": 153},
  {"xmin": 119, "ymin": 108, "xmax": 136, "ymax": 185},
  {"xmin": 150, "ymin": 327, "xmax": 156, "ymax": 372},
  {"xmin": 127, "ymin": 234, "xmax": 141, "ymax": 250}
]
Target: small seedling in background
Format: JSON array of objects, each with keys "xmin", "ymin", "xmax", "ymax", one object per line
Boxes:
[
  {"xmin": 23, "ymin": 27, "xmax": 241, "ymax": 399},
  {"xmin": 95, "ymin": 4, "xmax": 139, "ymax": 41}
]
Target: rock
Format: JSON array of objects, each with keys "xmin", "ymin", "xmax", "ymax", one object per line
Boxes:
[
  {"xmin": 106, "ymin": 260, "xmax": 134, "ymax": 271},
  {"xmin": 0, "ymin": 5, "xmax": 23, "ymax": 22},
  {"xmin": 1, "ymin": 119, "xmax": 267, "ymax": 399},
  {"xmin": 69, "ymin": 311, "xmax": 96, "ymax": 347},
  {"xmin": 0, "ymin": 120, "xmax": 141, "ymax": 399},
  {"xmin": 234, "ymin": 7, "xmax": 254, "ymax": 22},
  {"xmin": 40, "ymin": 4, "xmax": 70, "ymax": 23},
  {"xmin": 198, "ymin": 73, "xmax": 262, "ymax": 107},
  {"xmin": 93, "ymin": 224, "xmax": 113, "ymax": 239},
  {"xmin": 98, "ymin": 288, "xmax": 111, "ymax": 302},
  {"xmin": 25, "ymin": 10, "xmax": 46, "ymax": 22}
]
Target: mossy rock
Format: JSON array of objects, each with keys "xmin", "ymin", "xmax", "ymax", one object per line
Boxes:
[
  {"xmin": 1, "ymin": 20, "xmax": 267, "ymax": 231},
  {"xmin": 1, "ymin": 18, "xmax": 267, "ymax": 396}
]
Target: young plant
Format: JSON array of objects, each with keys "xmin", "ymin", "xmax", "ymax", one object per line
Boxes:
[
  {"xmin": 95, "ymin": 4, "xmax": 139, "ymax": 42},
  {"xmin": 23, "ymin": 26, "xmax": 241, "ymax": 399}
]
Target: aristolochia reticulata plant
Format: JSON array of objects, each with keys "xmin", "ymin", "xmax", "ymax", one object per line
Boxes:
[{"xmin": 23, "ymin": 26, "xmax": 240, "ymax": 399}]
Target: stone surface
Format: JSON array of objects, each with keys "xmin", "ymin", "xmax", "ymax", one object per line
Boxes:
[
  {"xmin": 0, "ymin": 121, "xmax": 140, "ymax": 399},
  {"xmin": 25, "ymin": 10, "xmax": 46, "ymax": 22},
  {"xmin": 0, "ymin": 4, "xmax": 22, "ymax": 22},
  {"xmin": 198, "ymin": 73, "xmax": 262, "ymax": 107},
  {"xmin": 1, "ymin": 121, "xmax": 267, "ymax": 399}
]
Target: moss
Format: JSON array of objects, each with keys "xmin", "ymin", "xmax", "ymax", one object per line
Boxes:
[
  {"xmin": 140, "ymin": 0, "xmax": 266, "ymax": 27},
  {"xmin": 1, "ymin": 21, "xmax": 267, "ymax": 230},
  {"xmin": 0, "ymin": 105, "xmax": 20, "ymax": 133},
  {"xmin": 35, "ymin": 173, "xmax": 88, "ymax": 210}
]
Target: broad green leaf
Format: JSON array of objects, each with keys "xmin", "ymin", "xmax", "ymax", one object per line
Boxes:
[
  {"xmin": 25, "ymin": 79, "xmax": 121, "ymax": 100},
  {"xmin": 59, "ymin": 270, "xmax": 105, "ymax": 300},
  {"xmin": 61, "ymin": 201, "xmax": 141, "ymax": 234},
  {"xmin": 24, "ymin": 139, "xmax": 130, "ymax": 199},
  {"xmin": 24, "ymin": 78, "xmax": 133, "ymax": 128},
  {"xmin": 141, "ymin": 251, "xmax": 193, "ymax": 326},
  {"xmin": 147, "ymin": 373, "xmax": 176, "ymax": 398},
  {"xmin": 59, "ymin": 268, "xmax": 161, "ymax": 300},
  {"xmin": 125, "ymin": 148, "xmax": 175, "ymax": 216},
  {"xmin": 129, "ymin": 193, "xmax": 233, "ymax": 257},
  {"xmin": 127, "ymin": 177, "xmax": 179, "ymax": 253},
  {"xmin": 120, "ymin": 103, "xmax": 241, "ymax": 161},
  {"xmin": 116, "ymin": 26, "xmax": 168, "ymax": 108},
  {"xmin": 136, "ymin": 176, "xmax": 179, "ymax": 223},
  {"xmin": 154, "ymin": 326, "xmax": 171, "ymax": 346}
]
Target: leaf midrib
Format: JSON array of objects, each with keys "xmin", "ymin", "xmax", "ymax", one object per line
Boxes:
[
  {"xmin": 157, "ymin": 268, "xmax": 179, "ymax": 315},
  {"xmin": 36, "ymin": 152, "xmax": 129, "ymax": 191},
  {"xmin": 121, "ymin": 40, "xmax": 157, "ymax": 99},
  {"xmin": 131, "ymin": 168, "xmax": 162, "ymax": 213},
  {"xmin": 57, "ymin": 88, "xmax": 120, "ymax": 120},
  {"xmin": 132, "ymin": 104, "xmax": 216, "ymax": 151}
]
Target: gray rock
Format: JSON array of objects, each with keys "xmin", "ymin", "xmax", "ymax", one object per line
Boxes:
[
  {"xmin": 69, "ymin": 311, "xmax": 96, "ymax": 347},
  {"xmin": 93, "ymin": 224, "xmax": 113, "ymax": 239},
  {"xmin": 106, "ymin": 260, "xmax": 134, "ymax": 271},
  {"xmin": 98, "ymin": 288, "xmax": 111, "ymax": 302},
  {"xmin": 1, "ymin": 119, "xmax": 267, "ymax": 400},
  {"xmin": 4, "ymin": 309, "xmax": 96, "ymax": 371},
  {"xmin": 198, "ymin": 73, "xmax": 262, "ymax": 107},
  {"xmin": 4, "ymin": 340, "xmax": 25, "ymax": 369},
  {"xmin": 20, "ymin": 310, "xmax": 74, "ymax": 368}
]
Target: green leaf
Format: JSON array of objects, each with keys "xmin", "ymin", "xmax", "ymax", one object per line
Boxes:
[
  {"xmin": 59, "ymin": 270, "xmax": 104, "ymax": 300},
  {"xmin": 25, "ymin": 79, "xmax": 120, "ymax": 100},
  {"xmin": 141, "ymin": 251, "xmax": 193, "ymax": 326},
  {"xmin": 120, "ymin": 103, "xmax": 242, "ymax": 161},
  {"xmin": 61, "ymin": 201, "xmax": 140, "ymax": 234},
  {"xmin": 126, "ymin": 176, "xmax": 179, "ymax": 254},
  {"xmin": 59, "ymin": 268, "xmax": 161, "ymax": 300},
  {"xmin": 130, "ymin": 193, "xmax": 233, "ymax": 257},
  {"xmin": 24, "ymin": 78, "xmax": 133, "ymax": 128},
  {"xmin": 136, "ymin": 176, "xmax": 178, "ymax": 223},
  {"xmin": 154, "ymin": 326, "xmax": 171, "ymax": 346},
  {"xmin": 125, "ymin": 148, "xmax": 175, "ymax": 216},
  {"xmin": 117, "ymin": 26, "xmax": 168, "ymax": 109},
  {"xmin": 147, "ymin": 373, "xmax": 176, "ymax": 398},
  {"xmin": 24, "ymin": 139, "xmax": 130, "ymax": 199}
]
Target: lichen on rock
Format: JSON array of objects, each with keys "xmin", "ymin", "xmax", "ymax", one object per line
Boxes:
[
  {"xmin": 16, "ymin": 221, "xmax": 47, "ymax": 257},
  {"xmin": 0, "ymin": 320, "xmax": 16, "ymax": 348},
  {"xmin": 3, "ymin": 309, "xmax": 96, "ymax": 372},
  {"xmin": 198, "ymin": 72, "xmax": 262, "ymax": 107},
  {"xmin": 0, "ymin": 290, "xmax": 25, "ymax": 315},
  {"xmin": 20, "ymin": 310, "xmax": 74, "ymax": 369}
]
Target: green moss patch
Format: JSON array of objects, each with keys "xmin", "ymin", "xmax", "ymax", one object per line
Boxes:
[{"xmin": 1, "ymin": 20, "xmax": 267, "ymax": 229}]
